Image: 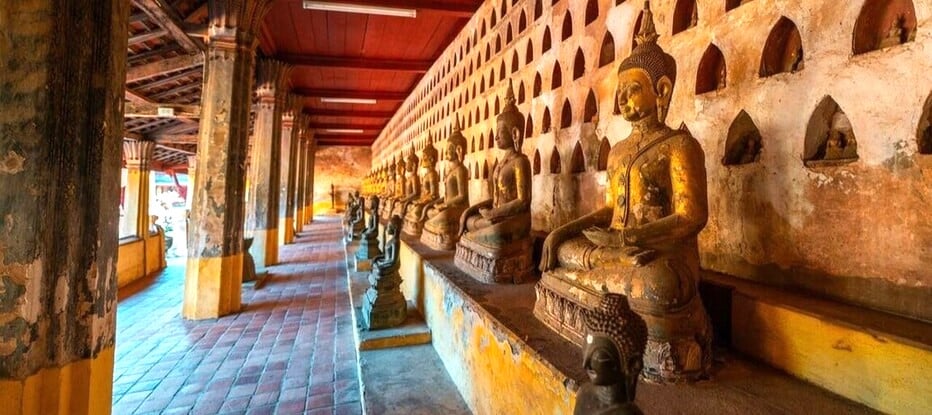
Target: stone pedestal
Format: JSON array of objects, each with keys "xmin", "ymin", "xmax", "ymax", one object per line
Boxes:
[
  {"xmin": 401, "ymin": 214, "xmax": 425, "ymax": 238},
  {"xmin": 454, "ymin": 237, "xmax": 535, "ymax": 284},
  {"xmin": 362, "ymin": 266, "xmax": 408, "ymax": 330}
]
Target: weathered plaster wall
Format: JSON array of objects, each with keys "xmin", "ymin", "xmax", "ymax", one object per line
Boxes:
[
  {"xmin": 370, "ymin": 0, "xmax": 932, "ymax": 321},
  {"xmin": 313, "ymin": 146, "xmax": 372, "ymax": 213}
]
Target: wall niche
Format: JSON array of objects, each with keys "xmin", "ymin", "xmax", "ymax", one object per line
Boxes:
[
  {"xmin": 726, "ymin": 0, "xmax": 754, "ymax": 11},
  {"xmin": 550, "ymin": 146, "xmax": 562, "ymax": 174},
  {"xmin": 571, "ymin": 142, "xmax": 585, "ymax": 173},
  {"xmin": 599, "ymin": 33, "xmax": 615, "ymax": 67},
  {"xmin": 533, "ymin": 150, "xmax": 542, "ymax": 175},
  {"xmin": 597, "ymin": 138, "xmax": 610, "ymax": 171},
  {"xmin": 760, "ymin": 16, "xmax": 803, "ymax": 77},
  {"xmin": 696, "ymin": 44, "xmax": 726, "ymax": 94},
  {"xmin": 722, "ymin": 110, "xmax": 763, "ymax": 166},
  {"xmin": 672, "ymin": 0, "xmax": 699, "ymax": 35},
  {"xmin": 918, "ymin": 93, "xmax": 932, "ymax": 155},
  {"xmin": 804, "ymin": 96, "xmax": 859, "ymax": 167},
  {"xmin": 853, "ymin": 0, "xmax": 917, "ymax": 55},
  {"xmin": 560, "ymin": 100, "xmax": 572, "ymax": 129}
]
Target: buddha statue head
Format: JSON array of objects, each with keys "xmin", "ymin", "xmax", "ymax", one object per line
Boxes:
[
  {"xmin": 447, "ymin": 119, "xmax": 468, "ymax": 163},
  {"xmin": 615, "ymin": 1, "xmax": 677, "ymax": 125},
  {"xmin": 422, "ymin": 134, "xmax": 438, "ymax": 168},
  {"xmin": 496, "ymin": 80, "xmax": 526, "ymax": 152},
  {"xmin": 583, "ymin": 294, "xmax": 648, "ymax": 403}
]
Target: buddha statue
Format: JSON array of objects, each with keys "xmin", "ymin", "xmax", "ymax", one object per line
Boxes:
[
  {"xmin": 454, "ymin": 81, "xmax": 534, "ymax": 284},
  {"xmin": 534, "ymin": 1, "xmax": 712, "ymax": 383},
  {"xmin": 574, "ymin": 294, "xmax": 647, "ymax": 415},
  {"xmin": 362, "ymin": 215, "xmax": 407, "ymax": 329},
  {"xmin": 356, "ymin": 195, "xmax": 382, "ymax": 264},
  {"xmin": 392, "ymin": 148, "xmax": 421, "ymax": 220},
  {"xmin": 421, "ymin": 120, "xmax": 470, "ymax": 250},
  {"xmin": 822, "ymin": 111, "xmax": 857, "ymax": 161},
  {"xmin": 344, "ymin": 190, "xmax": 365, "ymax": 241},
  {"xmin": 403, "ymin": 136, "xmax": 441, "ymax": 237},
  {"xmin": 382, "ymin": 158, "xmax": 406, "ymax": 222}
]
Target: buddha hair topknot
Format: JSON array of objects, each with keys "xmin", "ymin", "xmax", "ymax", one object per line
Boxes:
[{"xmin": 617, "ymin": 1, "xmax": 678, "ymax": 92}]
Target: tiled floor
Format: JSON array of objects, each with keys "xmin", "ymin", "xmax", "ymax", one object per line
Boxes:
[{"xmin": 113, "ymin": 217, "xmax": 361, "ymax": 415}]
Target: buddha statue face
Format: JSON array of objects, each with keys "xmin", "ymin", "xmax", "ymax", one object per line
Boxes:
[
  {"xmin": 495, "ymin": 119, "xmax": 519, "ymax": 150},
  {"xmin": 616, "ymin": 68, "xmax": 673, "ymax": 124},
  {"xmin": 584, "ymin": 335, "xmax": 624, "ymax": 386}
]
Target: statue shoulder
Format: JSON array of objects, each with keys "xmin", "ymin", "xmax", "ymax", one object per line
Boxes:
[{"xmin": 666, "ymin": 129, "xmax": 706, "ymax": 158}]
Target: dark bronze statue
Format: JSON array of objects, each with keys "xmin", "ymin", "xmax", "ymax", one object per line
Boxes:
[
  {"xmin": 534, "ymin": 1, "xmax": 712, "ymax": 383},
  {"xmin": 362, "ymin": 215, "xmax": 407, "ymax": 329},
  {"xmin": 356, "ymin": 195, "xmax": 382, "ymax": 263}
]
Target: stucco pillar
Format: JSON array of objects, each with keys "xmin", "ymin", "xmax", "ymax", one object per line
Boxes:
[
  {"xmin": 245, "ymin": 59, "xmax": 291, "ymax": 272},
  {"xmin": 0, "ymin": 1, "xmax": 127, "ymax": 414},
  {"xmin": 185, "ymin": 155, "xmax": 196, "ymax": 210},
  {"xmin": 184, "ymin": 0, "xmax": 273, "ymax": 320},
  {"xmin": 304, "ymin": 135, "xmax": 317, "ymax": 224},
  {"xmin": 278, "ymin": 95, "xmax": 299, "ymax": 245},
  {"xmin": 294, "ymin": 136, "xmax": 308, "ymax": 233},
  {"xmin": 121, "ymin": 141, "xmax": 156, "ymax": 238}
]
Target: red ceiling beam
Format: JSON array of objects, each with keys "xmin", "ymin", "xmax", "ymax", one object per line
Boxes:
[
  {"xmin": 307, "ymin": 123, "xmax": 385, "ymax": 130},
  {"xmin": 275, "ymin": 0, "xmax": 479, "ymax": 17},
  {"xmin": 295, "ymin": 88, "xmax": 407, "ymax": 101},
  {"xmin": 280, "ymin": 54, "xmax": 432, "ymax": 73},
  {"xmin": 305, "ymin": 109, "xmax": 395, "ymax": 118}
]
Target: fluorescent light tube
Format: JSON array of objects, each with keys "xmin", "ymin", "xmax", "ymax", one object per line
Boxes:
[
  {"xmin": 320, "ymin": 97, "xmax": 378, "ymax": 105},
  {"xmin": 303, "ymin": 1, "xmax": 417, "ymax": 18},
  {"xmin": 324, "ymin": 129, "xmax": 365, "ymax": 134}
]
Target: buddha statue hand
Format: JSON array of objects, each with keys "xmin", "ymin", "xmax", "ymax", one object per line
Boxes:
[
  {"xmin": 540, "ymin": 229, "xmax": 566, "ymax": 272},
  {"xmin": 479, "ymin": 207, "xmax": 507, "ymax": 224},
  {"xmin": 582, "ymin": 226, "xmax": 626, "ymax": 248}
]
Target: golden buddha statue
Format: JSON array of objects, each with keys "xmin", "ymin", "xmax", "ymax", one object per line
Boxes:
[
  {"xmin": 534, "ymin": 1, "xmax": 712, "ymax": 383},
  {"xmin": 421, "ymin": 120, "xmax": 470, "ymax": 250},
  {"xmin": 392, "ymin": 148, "xmax": 421, "ymax": 220},
  {"xmin": 454, "ymin": 81, "xmax": 534, "ymax": 284},
  {"xmin": 382, "ymin": 157, "xmax": 406, "ymax": 222},
  {"xmin": 403, "ymin": 136, "xmax": 441, "ymax": 237}
]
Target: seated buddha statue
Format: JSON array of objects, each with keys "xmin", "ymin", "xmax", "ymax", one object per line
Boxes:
[
  {"xmin": 534, "ymin": 1, "xmax": 712, "ymax": 383},
  {"xmin": 381, "ymin": 158, "xmax": 405, "ymax": 222},
  {"xmin": 391, "ymin": 149, "xmax": 420, "ymax": 220},
  {"xmin": 403, "ymin": 136, "xmax": 441, "ymax": 237},
  {"xmin": 454, "ymin": 81, "xmax": 534, "ymax": 284},
  {"xmin": 421, "ymin": 120, "xmax": 470, "ymax": 250},
  {"xmin": 574, "ymin": 294, "xmax": 647, "ymax": 415},
  {"xmin": 362, "ymin": 214, "xmax": 407, "ymax": 329},
  {"xmin": 356, "ymin": 195, "xmax": 382, "ymax": 262}
]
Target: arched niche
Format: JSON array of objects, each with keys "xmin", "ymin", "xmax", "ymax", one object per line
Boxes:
[
  {"xmin": 574, "ymin": 48, "xmax": 586, "ymax": 80},
  {"xmin": 519, "ymin": 11, "xmax": 528, "ymax": 33},
  {"xmin": 525, "ymin": 116, "xmax": 535, "ymax": 138},
  {"xmin": 483, "ymin": 102, "xmax": 489, "ymax": 120},
  {"xmin": 483, "ymin": 160, "xmax": 490, "ymax": 178},
  {"xmin": 474, "ymin": 162, "xmax": 480, "ymax": 179},
  {"xmin": 491, "ymin": 11, "xmax": 497, "ymax": 27},
  {"xmin": 495, "ymin": 97, "xmax": 501, "ymax": 114},
  {"xmin": 672, "ymin": 0, "xmax": 698, "ymax": 35},
  {"xmin": 600, "ymin": 32, "xmax": 616, "ymax": 67},
  {"xmin": 542, "ymin": 108, "xmax": 552, "ymax": 133},
  {"xmin": 499, "ymin": 61, "xmax": 506, "ymax": 81},
  {"xmin": 726, "ymin": 0, "xmax": 754, "ymax": 11},
  {"xmin": 481, "ymin": 24, "xmax": 487, "ymax": 39},
  {"xmin": 918, "ymin": 93, "xmax": 932, "ymax": 154},
  {"xmin": 479, "ymin": 133, "xmax": 485, "ymax": 150},
  {"xmin": 543, "ymin": 28, "xmax": 552, "ymax": 52},
  {"xmin": 550, "ymin": 146, "xmax": 562, "ymax": 174},
  {"xmin": 722, "ymin": 110, "xmax": 763, "ymax": 165},
  {"xmin": 518, "ymin": 82, "xmax": 526, "ymax": 102},
  {"xmin": 585, "ymin": 90, "xmax": 598, "ymax": 122},
  {"xmin": 586, "ymin": 0, "xmax": 599, "ymax": 25},
  {"xmin": 484, "ymin": 43, "xmax": 491, "ymax": 63},
  {"xmin": 760, "ymin": 17, "xmax": 803, "ymax": 77},
  {"xmin": 679, "ymin": 122, "xmax": 691, "ymax": 135},
  {"xmin": 511, "ymin": 53, "xmax": 519, "ymax": 73},
  {"xmin": 507, "ymin": 25, "xmax": 514, "ymax": 44},
  {"xmin": 552, "ymin": 64, "xmax": 563, "ymax": 89},
  {"xmin": 597, "ymin": 137, "xmax": 610, "ymax": 171},
  {"xmin": 526, "ymin": 41, "xmax": 534, "ymax": 64},
  {"xmin": 853, "ymin": 0, "xmax": 917, "ymax": 55},
  {"xmin": 533, "ymin": 150, "xmax": 542, "ymax": 174},
  {"xmin": 534, "ymin": 0, "xmax": 543, "ymax": 20},
  {"xmin": 561, "ymin": 99, "xmax": 572, "ymax": 129},
  {"xmin": 488, "ymin": 130, "xmax": 494, "ymax": 149},
  {"xmin": 804, "ymin": 96, "xmax": 858, "ymax": 166},
  {"xmin": 534, "ymin": 73, "xmax": 543, "ymax": 97},
  {"xmin": 500, "ymin": 0, "xmax": 507, "ymax": 16},
  {"xmin": 571, "ymin": 141, "xmax": 586, "ymax": 173},
  {"xmin": 696, "ymin": 44, "xmax": 726, "ymax": 94},
  {"xmin": 562, "ymin": 11, "xmax": 573, "ymax": 40}
]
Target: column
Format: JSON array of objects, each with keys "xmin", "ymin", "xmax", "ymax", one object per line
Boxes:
[
  {"xmin": 294, "ymin": 135, "xmax": 308, "ymax": 234},
  {"xmin": 0, "ymin": 1, "xmax": 127, "ymax": 414},
  {"xmin": 278, "ymin": 95, "xmax": 300, "ymax": 245},
  {"xmin": 303, "ymin": 134, "xmax": 317, "ymax": 224},
  {"xmin": 184, "ymin": 0, "xmax": 273, "ymax": 320},
  {"xmin": 245, "ymin": 59, "xmax": 291, "ymax": 273},
  {"xmin": 122, "ymin": 141, "xmax": 156, "ymax": 238}
]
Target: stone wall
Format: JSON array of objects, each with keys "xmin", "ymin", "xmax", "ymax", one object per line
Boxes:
[
  {"xmin": 370, "ymin": 0, "xmax": 932, "ymax": 321},
  {"xmin": 314, "ymin": 146, "xmax": 372, "ymax": 212}
]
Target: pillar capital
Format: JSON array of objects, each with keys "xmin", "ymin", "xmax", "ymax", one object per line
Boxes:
[
  {"xmin": 255, "ymin": 58, "xmax": 293, "ymax": 103},
  {"xmin": 208, "ymin": 0, "xmax": 275, "ymax": 46},
  {"xmin": 123, "ymin": 140, "xmax": 156, "ymax": 170}
]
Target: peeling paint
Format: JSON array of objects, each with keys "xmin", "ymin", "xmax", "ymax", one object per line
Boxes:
[{"xmin": 0, "ymin": 150, "xmax": 25, "ymax": 174}]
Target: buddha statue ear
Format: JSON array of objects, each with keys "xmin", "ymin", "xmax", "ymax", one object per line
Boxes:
[
  {"xmin": 511, "ymin": 125, "xmax": 523, "ymax": 152},
  {"xmin": 655, "ymin": 76, "xmax": 673, "ymax": 124}
]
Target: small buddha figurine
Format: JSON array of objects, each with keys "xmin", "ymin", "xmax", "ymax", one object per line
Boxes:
[
  {"xmin": 535, "ymin": 1, "xmax": 712, "ymax": 383},
  {"xmin": 421, "ymin": 120, "xmax": 471, "ymax": 250},
  {"xmin": 356, "ymin": 195, "xmax": 382, "ymax": 262},
  {"xmin": 403, "ymin": 136, "xmax": 442, "ymax": 237},
  {"xmin": 822, "ymin": 111, "xmax": 857, "ymax": 161},
  {"xmin": 454, "ymin": 81, "xmax": 534, "ymax": 284},
  {"xmin": 574, "ymin": 294, "xmax": 648, "ymax": 415},
  {"xmin": 362, "ymin": 215, "xmax": 407, "ymax": 329}
]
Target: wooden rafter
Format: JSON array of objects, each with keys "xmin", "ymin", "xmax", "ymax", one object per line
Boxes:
[
  {"xmin": 131, "ymin": 0, "xmax": 203, "ymax": 53},
  {"xmin": 274, "ymin": 0, "xmax": 478, "ymax": 17},
  {"xmin": 125, "ymin": 102, "xmax": 200, "ymax": 119},
  {"xmin": 280, "ymin": 54, "xmax": 432, "ymax": 73},
  {"xmin": 295, "ymin": 88, "xmax": 407, "ymax": 101},
  {"xmin": 305, "ymin": 109, "xmax": 395, "ymax": 118},
  {"xmin": 128, "ymin": 44, "xmax": 183, "ymax": 65},
  {"xmin": 127, "ymin": 53, "xmax": 204, "ymax": 83},
  {"xmin": 151, "ymin": 82, "xmax": 201, "ymax": 101},
  {"xmin": 129, "ymin": 28, "xmax": 169, "ymax": 45},
  {"xmin": 307, "ymin": 122, "xmax": 385, "ymax": 130}
]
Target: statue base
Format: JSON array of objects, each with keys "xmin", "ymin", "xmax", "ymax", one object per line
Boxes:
[
  {"xmin": 453, "ymin": 236, "xmax": 534, "ymax": 284},
  {"xmin": 355, "ymin": 257, "xmax": 372, "ymax": 272},
  {"xmin": 401, "ymin": 216, "xmax": 424, "ymax": 238},
  {"xmin": 534, "ymin": 270, "xmax": 712, "ymax": 384},
  {"xmin": 362, "ymin": 278, "xmax": 408, "ymax": 330},
  {"xmin": 355, "ymin": 238, "xmax": 381, "ymax": 263},
  {"xmin": 420, "ymin": 227, "xmax": 458, "ymax": 251}
]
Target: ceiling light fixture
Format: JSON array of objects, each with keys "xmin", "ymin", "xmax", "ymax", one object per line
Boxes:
[
  {"xmin": 324, "ymin": 129, "xmax": 365, "ymax": 134},
  {"xmin": 320, "ymin": 97, "xmax": 378, "ymax": 105},
  {"xmin": 302, "ymin": 1, "xmax": 417, "ymax": 18}
]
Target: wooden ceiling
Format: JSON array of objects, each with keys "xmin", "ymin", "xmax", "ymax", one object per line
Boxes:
[{"xmin": 123, "ymin": 0, "xmax": 480, "ymax": 168}]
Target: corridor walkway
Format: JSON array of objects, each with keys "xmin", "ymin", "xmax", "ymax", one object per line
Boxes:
[{"xmin": 112, "ymin": 217, "xmax": 361, "ymax": 415}]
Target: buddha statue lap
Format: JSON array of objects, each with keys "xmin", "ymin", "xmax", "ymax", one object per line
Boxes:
[
  {"xmin": 421, "ymin": 121, "xmax": 470, "ymax": 250},
  {"xmin": 403, "ymin": 136, "xmax": 441, "ymax": 237},
  {"xmin": 574, "ymin": 294, "xmax": 647, "ymax": 415},
  {"xmin": 533, "ymin": 2, "xmax": 712, "ymax": 384},
  {"xmin": 362, "ymin": 215, "xmax": 407, "ymax": 329},
  {"xmin": 454, "ymin": 82, "xmax": 534, "ymax": 284}
]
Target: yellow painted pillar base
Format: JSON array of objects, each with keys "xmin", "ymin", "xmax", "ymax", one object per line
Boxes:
[
  {"xmin": 183, "ymin": 254, "xmax": 243, "ymax": 320},
  {"xmin": 250, "ymin": 228, "xmax": 279, "ymax": 269},
  {"xmin": 0, "ymin": 347, "xmax": 114, "ymax": 415},
  {"xmin": 281, "ymin": 217, "xmax": 295, "ymax": 245},
  {"xmin": 295, "ymin": 208, "xmax": 305, "ymax": 233}
]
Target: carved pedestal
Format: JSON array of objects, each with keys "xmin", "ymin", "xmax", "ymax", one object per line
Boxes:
[
  {"xmin": 420, "ymin": 227, "xmax": 458, "ymax": 251},
  {"xmin": 534, "ymin": 270, "xmax": 712, "ymax": 383},
  {"xmin": 345, "ymin": 219, "xmax": 364, "ymax": 242},
  {"xmin": 402, "ymin": 213, "xmax": 425, "ymax": 238},
  {"xmin": 362, "ymin": 267, "xmax": 407, "ymax": 330},
  {"xmin": 454, "ymin": 237, "xmax": 534, "ymax": 284}
]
